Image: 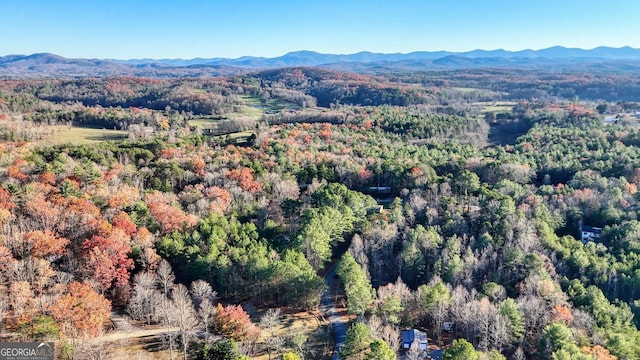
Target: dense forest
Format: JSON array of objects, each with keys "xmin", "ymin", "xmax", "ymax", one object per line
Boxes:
[{"xmin": 0, "ymin": 67, "xmax": 639, "ymax": 360}]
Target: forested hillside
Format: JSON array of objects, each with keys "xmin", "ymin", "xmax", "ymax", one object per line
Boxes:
[{"xmin": 0, "ymin": 69, "xmax": 638, "ymax": 359}]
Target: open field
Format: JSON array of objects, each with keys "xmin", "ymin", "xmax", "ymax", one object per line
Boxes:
[
  {"xmin": 188, "ymin": 117, "xmax": 223, "ymax": 127},
  {"xmin": 451, "ymin": 87, "xmax": 483, "ymax": 93},
  {"xmin": 242, "ymin": 95, "xmax": 300, "ymax": 112},
  {"xmin": 189, "ymin": 96, "xmax": 301, "ymax": 129},
  {"xmin": 479, "ymin": 101, "xmax": 517, "ymax": 113},
  {"xmin": 27, "ymin": 125, "xmax": 128, "ymax": 145},
  {"xmin": 51, "ymin": 126, "xmax": 128, "ymax": 144}
]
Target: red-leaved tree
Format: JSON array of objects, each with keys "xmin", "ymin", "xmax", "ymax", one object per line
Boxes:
[
  {"xmin": 82, "ymin": 228, "xmax": 134, "ymax": 292},
  {"xmin": 214, "ymin": 303, "xmax": 260, "ymax": 341}
]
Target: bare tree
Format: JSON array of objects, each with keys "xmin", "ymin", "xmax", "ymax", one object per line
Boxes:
[
  {"xmin": 190, "ymin": 279, "xmax": 215, "ymax": 307},
  {"xmin": 198, "ymin": 298, "xmax": 215, "ymax": 343},
  {"xmin": 171, "ymin": 284, "xmax": 198, "ymax": 360},
  {"xmin": 0, "ymin": 297, "xmax": 6, "ymax": 333},
  {"xmin": 364, "ymin": 221, "xmax": 398, "ymax": 286},
  {"xmin": 432, "ymin": 297, "xmax": 449, "ymax": 345},
  {"xmin": 380, "ymin": 326, "xmax": 400, "ymax": 352},
  {"xmin": 368, "ymin": 315, "xmax": 383, "ymax": 338},
  {"xmin": 260, "ymin": 309, "xmax": 283, "ymax": 360},
  {"xmin": 449, "ymin": 285, "xmax": 471, "ymax": 335},
  {"xmin": 157, "ymin": 260, "xmax": 176, "ymax": 359},
  {"xmin": 157, "ymin": 259, "xmax": 175, "ymax": 297},
  {"xmin": 517, "ymin": 295, "xmax": 549, "ymax": 350},
  {"xmin": 512, "ymin": 347, "xmax": 526, "ymax": 360},
  {"xmin": 128, "ymin": 271, "xmax": 161, "ymax": 324},
  {"xmin": 368, "ymin": 315, "xmax": 400, "ymax": 351},
  {"xmin": 490, "ymin": 313, "xmax": 510, "ymax": 352},
  {"xmin": 474, "ymin": 297, "xmax": 497, "ymax": 351},
  {"xmin": 348, "ymin": 234, "xmax": 370, "ymax": 279}
]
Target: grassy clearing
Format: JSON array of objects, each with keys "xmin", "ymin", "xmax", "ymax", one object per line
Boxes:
[
  {"xmin": 33, "ymin": 125, "xmax": 127, "ymax": 145},
  {"xmin": 483, "ymin": 105, "xmax": 513, "ymax": 113},
  {"xmin": 251, "ymin": 309, "xmax": 332, "ymax": 360},
  {"xmin": 451, "ymin": 87, "xmax": 483, "ymax": 93},
  {"xmin": 189, "ymin": 95, "xmax": 301, "ymax": 128},
  {"xmin": 234, "ymin": 105, "xmax": 263, "ymax": 118},
  {"xmin": 189, "ymin": 117, "xmax": 221, "ymax": 127},
  {"xmin": 478, "ymin": 101, "xmax": 517, "ymax": 113},
  {"xmin": 242, "ymin": 95, "xmax": 300, "ymax": 112},
  {"xmin": 189, "ymin": 98, "xmax": 265, "ymax": 129},
  {"xmin": 265, "ymin": 99, "xmax": 300, "ymax": 112},
  {"xmin": 94, "ymin": 334, "xmax": 170, "ymax": 360},
  {"xmin": 242, "ymin": 95, "xmax": 263, "ymax": 107}
]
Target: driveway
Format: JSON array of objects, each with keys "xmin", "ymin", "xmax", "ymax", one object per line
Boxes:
[{"xmin": 322, "ymin": 266, "xmax": 347, "ymax": 360}]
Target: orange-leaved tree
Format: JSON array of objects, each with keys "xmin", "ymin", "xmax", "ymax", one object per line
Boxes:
[
  {"xmin": 49, "ymin": 281, "xmax": 111, "ymax": 338},
  {"xmin": 23, "ymin": 230, "xmax": 69, "ymax": 258},
  {"xmin": 225, "ymin": 167, "xmax": 263, "ymax": 193}
]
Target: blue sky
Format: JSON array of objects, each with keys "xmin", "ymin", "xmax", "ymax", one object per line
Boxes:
[{"xmin": 1, "ymin": 0, "xmax": 638, "ymax": 59}]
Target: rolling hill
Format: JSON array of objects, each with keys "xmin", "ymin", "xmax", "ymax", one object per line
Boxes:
[{"xmin": 2, "ymin": 46, "xmax": 640, "ymax": 78}]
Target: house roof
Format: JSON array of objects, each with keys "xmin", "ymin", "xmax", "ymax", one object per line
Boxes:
[
  {"xmin": 401, "ymin": 329, "xmax": 427, "ymax": 343},
  {"xmin": 581, "ymin": 225, "xmax": 602, "ymax": 234},
  {"xmin": 401, "ymin": 329, "xmax": 414, "ymax": 343}
]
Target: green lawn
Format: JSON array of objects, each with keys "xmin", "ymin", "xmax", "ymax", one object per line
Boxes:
[
  {"xmin": 235, "ymin": 105, "xmax": 263, "ymax": 117},
  {"xmin": 483, "ymin": 105, "xmax": 514, "ymax": 113},
  {"xmin": 242, "ymin": 95, "xmax": 263, "ymax": 107},
  {"xmin": 188, "ymin": 117, "xmax": 221, "ymax": 127},
  {"xmin": 44, "ymin": 126, "xmax": 128, "ymax": 145}
]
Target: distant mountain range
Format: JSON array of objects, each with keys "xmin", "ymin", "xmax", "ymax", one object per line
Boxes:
[{"xmin": 2, "ymin": 46, "xmax": 640, "ymax": 78}]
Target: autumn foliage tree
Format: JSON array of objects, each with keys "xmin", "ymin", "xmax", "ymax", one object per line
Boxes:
[
  {"xmin": 581, "ymin": 345, "xmax": 618, "ymax": 360},
  {"xmin": 107, "ymin": 184, "xmax": 140, "ymax": 209},
  {"xmin": 214, "ymin": 303, "xmax": 259, "ymax": 341},
  {"xmin": 82, "ymin": 228, "xmax": 134, "ymax": 292},
  {"xmin": 112, "ymin": 211, "xmax": 137, "ymax": 237},
  {"xmin": 22, "ymin": 230, "xmax": 69, "ymax": 258},
  {"xmin": 145, "ymin": 191, "xmax": 199, "ymax": 234},
  {"xmin": 0, "ymin": 187, "xmax": 16, "ymax": 211},
  {"xmin": 0, "ymin": 245, "xmax": 15, "ymax": 272},
  {"xmin": 551, "ymin": 304, "xmax": 574, "ymax": 326},
  {"xmin": 10, "ymin": 281, "xmax": 36, "ymax": 326},
  {"xmin": 205, "ymin": 186, "xmax": 231, "ymax": 214},
  {"xmin": 225, "ymin": 167, "xmax": 263, "ymax": 193},
  {"xmin": 49, "ymin": 281, "xmax": 111, "ymax": 338}
]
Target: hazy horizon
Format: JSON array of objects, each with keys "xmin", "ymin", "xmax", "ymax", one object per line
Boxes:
[
  {"xmin": 3, "ymin": 44, "xmax": 640, "ymax": 61},
  {"xmin": 1, "ymin": 0, "xmax": 638, "ymax": 59}
]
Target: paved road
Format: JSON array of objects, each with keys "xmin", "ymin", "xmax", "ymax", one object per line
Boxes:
[{"xmin": 322, "ymin": 266, "xmax": 347, "ymax": 360}]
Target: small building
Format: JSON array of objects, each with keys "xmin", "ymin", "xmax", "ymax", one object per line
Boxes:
[
  {"xmin": 443, "ymin": 322, "xmax": 455, "ymax": 332},
  {"xmin": 367, "ymin": 186, "xmax": 391, "ymax": 194},
  {"xmin": 581, "ymin": 225, "xmax": 602, "ymax": 243},
  {"xmin": 401, "ymin": 329, "xmax": 428, "ymax": 350}
]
